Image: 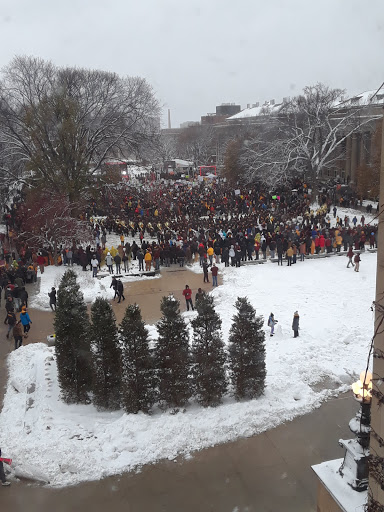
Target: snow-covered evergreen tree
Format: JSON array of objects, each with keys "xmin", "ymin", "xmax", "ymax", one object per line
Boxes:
[
  {"xmin": 191, "ymin": 294, "xmax": 227, "ymax": 407},
  {"xmin": 155, "ymin": 295, "xmax": 191, "ymax": 410},
  {"xmin": 90, "ymin": 297, "xmax": 121, "ymax": 410},
  {"xmin": 120, "ymin": 304, "xmax": 155, "ymax": 413},
  {"xmin": 228, "ymin": 297, "xmax": 266, "ymax": 400},
  {"xmin": 54, "ymin": 269, "xmax": 92, "ymax": 404}
]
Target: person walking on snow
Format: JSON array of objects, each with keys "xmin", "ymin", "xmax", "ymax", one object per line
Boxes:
[
  {"xmin": 292, "ymin": 311, "xmax": 300, "ymax": 338},
  {"xmin": 91, "ymin": 255, "xmax": 99, "ymax": 277},
  {"xmin": 354, "ymin": 253, "xmax": 361, "ymax": 272},
  {"xmin": 347, "ymin": 247, "xmax": 355, "ymax": 268},
  {"xmin": 182, "ymin": 284, "xmax": 194, "ymax": 311},
  {"xmin": 268, "ymin": 313, "xmax": 277, "ymax": 336}
]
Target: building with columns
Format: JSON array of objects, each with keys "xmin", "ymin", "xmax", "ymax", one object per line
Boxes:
[{"xmin": 330, "ymin": 89, "xmax": 384, "ymax": 185}]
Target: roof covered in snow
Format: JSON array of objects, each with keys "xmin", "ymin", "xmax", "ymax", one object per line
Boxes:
[
  {"xmin": 334, "ymin": 87, "xmax": 384, "ymax": 109},
  {"xmin": 228, "ymin": 85, "xmax": 384, "ymax": 121},
  {"xmin": 228, "ymin": 101, "xmax": 283, "ymax": 120}
]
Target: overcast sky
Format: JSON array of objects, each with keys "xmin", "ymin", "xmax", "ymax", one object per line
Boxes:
[{"xmin": 0, "ymin": 0, "xmax": 383, "ymax": 127}]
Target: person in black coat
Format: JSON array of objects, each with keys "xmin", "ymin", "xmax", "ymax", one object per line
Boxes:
[
  {"xmin": 110, "ymin": 276, "xmax": 118, "ymax": 300},
  {"xmin": 114, "ymin": 254, "xmax": 121, "ymax": 274},
  {"xmin": 48, "ymin": 287, "xmax": 56, "ymax": 311},
  {"xmin": 277, "ymin": 240, "xmax": 283, "ymax": 266},
  {"xmin": 222, "ymin": 246, "xmax": 229, "ymax": 267},
  {"xmin": 19, "ymin": 287, "xmax": 28, "ymax": 309},
  {"xmin": 202, "ymin": 260, "xmax": 210, "ymax": 283},
  {"xmin": 137, "ymin": 249, "xmax": 144, "ymax": 271},
  {"xmin": 5, "ymin": 311, "xmax": 16, "ymax": 338},
  {"xmin": 117, "ymin": 279, "xmax": 125, "ymax": 303}
]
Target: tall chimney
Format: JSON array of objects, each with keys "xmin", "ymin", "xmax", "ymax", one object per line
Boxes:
[{"xmin": 168, "ymin": 109, "xmax": 171, "ymax": 129}]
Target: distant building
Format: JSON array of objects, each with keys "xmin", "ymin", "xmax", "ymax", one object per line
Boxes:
[
  {"xmin": 330, "ymin": 88, "xmax": 384, "ymax": 184},
  {"xmin": 226, "ymin": 99, "xmax": 282, "ymax": 124},
  {"xmin": 215, "ymin": 104, "xmax": 241, "ymax": 117},
  {"xmin": 180, "ymin": 121, "xmax": 200, "ymax": 129},
  {"xmin": 201, "ymin": 103, "xmax": 241, "ymax": 125}
]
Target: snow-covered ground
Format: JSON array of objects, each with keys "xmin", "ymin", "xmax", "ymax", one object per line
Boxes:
[
  {"xmin": 29, "ymin": 264, "xmax": 160, "ymax": 311},
  {"xmin": 0, "ymin": 248, "xmax": 377, "ymax": 487}
]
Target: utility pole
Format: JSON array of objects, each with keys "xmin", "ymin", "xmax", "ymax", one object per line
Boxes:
[
  {"xmin": 368, "ymin": 108, "xmax": 384, "ymax": 508},
  {"xmin": 168, "ymin": 109, "xmax": 171, "ymax": 130}
]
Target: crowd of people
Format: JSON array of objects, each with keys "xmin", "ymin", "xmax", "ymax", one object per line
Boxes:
[
  {"xmin": 0, "ymin": 178, "xmax": 377, "ymax": 354},
  {"xmin": 84, "ymin": 179, "xmax": 378, "ymax": 274},
  {"xmin": 2, "ymin": 178, "xmax": 378, "ymax": 279}
]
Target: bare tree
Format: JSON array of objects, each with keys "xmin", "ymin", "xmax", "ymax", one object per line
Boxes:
[
  {"xmin": 147, "ymin": 131, "xmax": 178, "ymax": 169},
  {"xmin": 240, "ymin": 83, "xmax": 381, "ymax": 195},
  {"xmin": 177, "ymin": 125, "xmax": 216, "ymax": 166},
  {"xmin": 0, "ymin": 56, "xmax": 160, "ymax": 201},
  {"xmin": 17, "ymin": 191, "xmax": 92, "ymax": 263},
  {"xmin": 240, "ymin": 122, "xmax": 293, "ymax": 189}
]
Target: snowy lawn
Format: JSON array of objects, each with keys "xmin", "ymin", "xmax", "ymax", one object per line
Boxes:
[
  {"xmin": 29, "ymin": 264, "xmax": 160, "ymax": 311},
  {"xmin": 0, "ymin": 251, "xmax": 377, "ymax": 486}
]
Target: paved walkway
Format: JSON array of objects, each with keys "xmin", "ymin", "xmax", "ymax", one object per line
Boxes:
[
  {"xmin": 0, "ymin": 266, "xmax": 357, "ymax": 511},
  {"xmin": 1, "ymin": 394, "xmax": 356, "ymax": 512}
]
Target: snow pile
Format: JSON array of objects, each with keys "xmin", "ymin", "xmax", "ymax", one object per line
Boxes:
[
  {"xmin": 29, "ymin": 265, "xmax": 160, "ymax": 311},
  {"xmin": 0, "ymin": 252, "xmax": 377, "ymax": 486}
]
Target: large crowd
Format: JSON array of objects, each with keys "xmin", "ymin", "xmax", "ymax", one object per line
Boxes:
[{"xmin": 0, "ymin": 178, "xmax": 379, "ymax": 280}]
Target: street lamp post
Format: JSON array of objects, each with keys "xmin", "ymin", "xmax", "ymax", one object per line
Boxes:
[{"xmin": 338, "ymin": 371, "xmax": 372, "ymax": 491}]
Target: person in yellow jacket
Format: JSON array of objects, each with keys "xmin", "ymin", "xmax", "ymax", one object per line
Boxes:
[
  {"xmin": 286, "ymin": 246, "xmax": 293, "ymax": 266},
  {"xmin": 335, "ymin": 232, "xmax": 342, "ymax": 252},
  {"xmin": 207, "ymin": 246, "xmax": 214, "ymax": 265},
  {"xmin": 144, "ymin": 250, "xmax": 152, "ymax": 271},
  {"xmin": 311, "ymin": 239, "xmax": 315, "ymax": 255}
]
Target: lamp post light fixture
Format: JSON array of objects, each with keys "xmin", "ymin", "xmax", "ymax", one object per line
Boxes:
[{"xmin": 338, "ymin": 371, "xmax": 372, "ymax": 491}]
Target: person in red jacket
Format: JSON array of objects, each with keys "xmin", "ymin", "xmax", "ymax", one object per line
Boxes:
[
  {"xmin": 347, "ymin": 247, "xmax": 354, "ymax": 268},
  {"xmin": 319, "ymin": 235, "xmax": 325, "ymax": 253},
  {"xmin": 354, "ymin": 253, "xmax": 361, "ymax": 272},
  {"xmin": 182, "ymin": 284, "xmax": 194, "ymax": 311},
  {"xmin": 37, "ymin": 253, "xmax": 45, "ymax": 274}
]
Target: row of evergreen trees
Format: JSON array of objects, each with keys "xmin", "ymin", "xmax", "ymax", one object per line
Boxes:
[{"xmin": 54, "ymin": 270, "xmax": 266, "ymax": 412}]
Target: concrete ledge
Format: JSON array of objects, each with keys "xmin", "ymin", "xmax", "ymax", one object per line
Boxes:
[
  {"xmin": 97, "ymin": 270, "xmax": 160, "ymax": 279},
  {"xmin": 240, "ymin": 259, "xmax": 267, "ymax": 265}
]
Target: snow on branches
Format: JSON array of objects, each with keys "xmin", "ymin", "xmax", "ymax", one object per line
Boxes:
[{"xmin": 240, "ymin": 83, "xmax": 381, "ymax": 192}]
